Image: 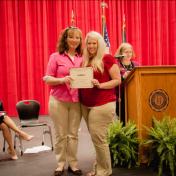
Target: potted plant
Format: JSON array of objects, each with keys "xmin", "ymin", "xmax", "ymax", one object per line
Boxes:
[
  {"xmin": 140, "ymin": 115, "xmax": 176, "ymax": 176},
  {"xmin": 107, "ymin": 118, "xmax": 141, "ymax": 168}
]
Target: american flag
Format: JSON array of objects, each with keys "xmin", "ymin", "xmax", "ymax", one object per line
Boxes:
[{"xmin": 102, "ymin": 17, "xmax": 110, "ymax": 53}]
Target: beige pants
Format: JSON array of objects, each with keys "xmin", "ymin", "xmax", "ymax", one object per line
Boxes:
[
  {"xmin": 49, "ymin": 95, "xmax": 82, "ymax": 168},
  {"xmin": 81, "ymin": 101, "xmax": 116, "ymax": 176}
]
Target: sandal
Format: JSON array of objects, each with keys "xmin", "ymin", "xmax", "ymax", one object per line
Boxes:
[
  {"xmin": 7, "ymin": 147, "xmax": 18, "ymax": 160},
  {"xmin": 19, "ymin": 134, "xmax": 34, "ymax": 141},
  {"xmin": 87, "ymin": 171, "xmax": 96, "ymax": 176},
  {"xmin": 54, "ymin": 167, "xmax": 64, "ymax": 176}
]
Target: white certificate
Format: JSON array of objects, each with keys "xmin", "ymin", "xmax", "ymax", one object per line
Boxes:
[{"xmin": 70, "ymin": 67, "xmax": 93, "ymax": 88}]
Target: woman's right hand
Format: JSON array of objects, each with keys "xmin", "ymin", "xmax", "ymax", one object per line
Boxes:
[
  {"xmin": 62, "ymin": 76, "xmax": 74, "ymax": 85},
  {"xmin": 45, "ymin": 76, "xmax": 73, "ymax": 85},
  {"xmin": 122, "ymin": 71, "xmax": 131, "ymax": 79}
]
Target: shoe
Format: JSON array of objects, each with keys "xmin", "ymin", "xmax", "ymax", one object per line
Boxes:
[
  {"xmin": 68, "ymin": 166, "xmax": 82, "ymax": 175},
  {"xmin": 54, "ymin": 170, "xmax": 64, "ymax": 176},
  {"xmin": 87, "ymin": 172, "xmax": 96, "ymax": 176},
  {"xmin": 19, "ymin": 135, "xmax": 34, "ymax": 141},
  {"xmin": 7, "ymin": 147, "xmax": 18, "ymax": 160}
]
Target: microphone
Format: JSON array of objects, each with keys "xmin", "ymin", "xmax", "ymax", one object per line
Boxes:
[{"xmin": 114, "ymin": 54, "xmax": 126, "ymax": 59}]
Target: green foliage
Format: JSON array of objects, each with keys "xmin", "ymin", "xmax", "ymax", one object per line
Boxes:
[
  {"xmin": 107, "ymin": 118, "xmax": 141, "ymax": 169},
  {"xmin": 140, "ymin": 115, "xmax": 176, "ymax": 176}
]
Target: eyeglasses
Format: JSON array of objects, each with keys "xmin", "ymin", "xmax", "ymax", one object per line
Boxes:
[
  {"xmin": 123, "ymin": 51, "xmax": 132, "ymax": 54},
  {"xmin": 67, "ymin": 26, "xmax": 79, "ymax": 30}
]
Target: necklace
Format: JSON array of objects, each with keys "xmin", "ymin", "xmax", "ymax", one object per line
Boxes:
[{"xmin": 120, "ymin": 61, "xmax": 133, "ymax": 71}]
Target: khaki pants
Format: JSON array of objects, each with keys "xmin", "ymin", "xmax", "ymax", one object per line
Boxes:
[
  {"xmin": 49, "ymin": 96, "xmax": 82, "ymax": 168},
  {"xmin": 81, "ymin": 102, "xmax": 116, "ymax": 176}
]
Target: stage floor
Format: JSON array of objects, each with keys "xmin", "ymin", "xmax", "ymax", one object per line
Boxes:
[{"xmin": 0, "ymin": 116, "xmax": 170, "ymax": 176}]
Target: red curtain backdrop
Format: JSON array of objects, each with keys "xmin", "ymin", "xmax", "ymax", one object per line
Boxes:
[{"xmin": 0, "ymin": 0, "xmax": 176, "ymax": 116}]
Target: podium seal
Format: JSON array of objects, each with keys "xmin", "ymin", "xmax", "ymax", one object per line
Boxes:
[{"xmin": 149, "ymin": 89, "xmax": 169, "ymax": 112}]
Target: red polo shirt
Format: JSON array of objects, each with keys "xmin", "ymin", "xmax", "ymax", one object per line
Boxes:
[{"xmin": 81, "ymin": 54, "xmax": 116, "ymax": 107}]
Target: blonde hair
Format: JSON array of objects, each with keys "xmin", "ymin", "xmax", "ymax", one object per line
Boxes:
[
  {"xmin": 82, "ymin": 31, "xmax": 107, "ymax": 74},
  {"xmin": 115, "ymin": 43, "xmax": 135, "ymax": 58},
  {"xmin": 57, "ymin": 27, "xmax": 83, "ymax": 56}
]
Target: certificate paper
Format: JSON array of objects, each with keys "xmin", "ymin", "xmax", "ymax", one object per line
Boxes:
[{"xmin": 70, "ymin": 67, "xmax": 93, "ymax": 88}]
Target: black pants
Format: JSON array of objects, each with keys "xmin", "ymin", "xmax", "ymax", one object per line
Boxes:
[{"xmin": 116, "ymin": 91, "xmax": 125, "ymax": 126}]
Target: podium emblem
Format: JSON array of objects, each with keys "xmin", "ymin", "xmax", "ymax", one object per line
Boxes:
[{"xmin": 149, "ymin": 89, "xmax": 169, "ymax": 112}]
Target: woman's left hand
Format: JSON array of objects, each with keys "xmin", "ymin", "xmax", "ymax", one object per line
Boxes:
[{"xmin": 91, "ymin": 79, "xmax": 101, "ymax": 89}]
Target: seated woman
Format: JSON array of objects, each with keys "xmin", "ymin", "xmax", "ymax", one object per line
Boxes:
[{"xmin": 0, "ymin": 112, "xmax": 33, "ymax": 160}]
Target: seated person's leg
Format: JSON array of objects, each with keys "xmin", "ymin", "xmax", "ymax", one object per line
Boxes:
[
  {"xmin": 0, "ymin": 122, "xmax": 18, "ymax": 160},
  {"xmin": 3, "ymin": 116, "xmax": 33, "ymax": 141}
]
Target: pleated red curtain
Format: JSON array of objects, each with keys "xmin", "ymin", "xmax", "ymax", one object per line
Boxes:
[
  {"xmin": 0, "ymin": 0, "xmax": 176, "ymax": 116},
  {"xmin": 0, "ymin": 1, "xmax": 20, "ymax": 116}
]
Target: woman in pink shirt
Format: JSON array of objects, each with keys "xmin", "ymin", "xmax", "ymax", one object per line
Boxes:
[
  {"xmin": 81, "ymin": 31, "xmax": 121, "ymax": 176},
  {"xmin": 44, "ymin": 27, "xmax": 83, "ymax": 176},
  {"xmin": 0, "ymin": 112, "xmax": 33, "ymax": 160}
]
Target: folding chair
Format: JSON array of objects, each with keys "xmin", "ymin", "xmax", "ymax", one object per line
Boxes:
[{"xmin": 14, "ymin": 100, "xmax": 54, "ymax": 156}]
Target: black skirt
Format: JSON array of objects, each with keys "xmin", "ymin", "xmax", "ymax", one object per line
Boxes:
[{"xmin": 0, "ymin": 115, "xmax": 4, "ymax": 124}]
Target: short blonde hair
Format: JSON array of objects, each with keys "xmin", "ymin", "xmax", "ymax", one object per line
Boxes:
[
  {"xmin": 115, "ymin": 43, "xmax": 135, "ymax": 58},
  {"xmin": 82, "ymin": 31, "xmax": 107, "ymax": 74}
]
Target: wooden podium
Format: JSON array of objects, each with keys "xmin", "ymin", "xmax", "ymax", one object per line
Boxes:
[{"xmin": 123, "ymin": 66, "xmax": 176, "ymax": 163}]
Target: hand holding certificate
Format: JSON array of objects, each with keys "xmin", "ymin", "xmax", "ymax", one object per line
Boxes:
[{"xmin": 70, "ymin": 67, "xmax": 93, "ymax": 88}]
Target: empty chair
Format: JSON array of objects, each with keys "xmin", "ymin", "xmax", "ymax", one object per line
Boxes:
[{"xmin": 14, "ymin": 100, "xmax": 54, "ymax": 156}]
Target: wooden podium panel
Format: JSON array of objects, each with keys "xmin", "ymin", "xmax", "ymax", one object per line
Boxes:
[{"xmin": 123, "ymin": 66, "xmax": 176, "ymax": 163}]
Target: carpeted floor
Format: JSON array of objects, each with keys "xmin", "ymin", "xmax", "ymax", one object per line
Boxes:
[{"xmin": 0, "ymin": 116, "xmax": 171, "ymax": 176}]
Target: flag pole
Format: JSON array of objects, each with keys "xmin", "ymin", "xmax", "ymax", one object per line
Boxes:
[
  {"xmin": 122, "ymin": 14, "xmax": 125, "ymax": 43},
  {"xmin": 71, "ymin": 10, "xmax": 74, "ymax": 27},
  {"xmin": 100, "ymin": 2, "xmax": 108, "ymax": 38},
  {"xmin": 118, "ymin": 64, "xmax": 121, "ymax": 122},
  {"xmin": 119, "ymin": 14, "xmax": 126, "ymax": 124}
]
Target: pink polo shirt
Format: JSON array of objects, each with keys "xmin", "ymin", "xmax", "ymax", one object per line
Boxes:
[{"xmin": 46, "ymin": 52, "xmax": 83, "ymax": 102}]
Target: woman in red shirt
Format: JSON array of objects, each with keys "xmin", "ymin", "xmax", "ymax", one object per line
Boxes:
[{"xmin": 81, "ymin": 31, "xmax": 121, "ymax": 176}]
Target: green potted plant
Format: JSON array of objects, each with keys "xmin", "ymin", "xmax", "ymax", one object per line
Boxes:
[
  {"xmin": 140, "ymin": 115, "xmax": 176, "ymax": 176},
  {"xmin": 107, "ymin": 118, "xmax": 141, "ymax": 168}
]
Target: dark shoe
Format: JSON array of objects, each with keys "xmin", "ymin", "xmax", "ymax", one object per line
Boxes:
[
  {"xmin": 68, "ymin": 166, "xmax": 82, "ymax": 175},
  {"xmin": 54, "ymin": 170, "xmax": 64, "ymax": 176}
]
